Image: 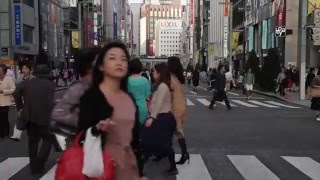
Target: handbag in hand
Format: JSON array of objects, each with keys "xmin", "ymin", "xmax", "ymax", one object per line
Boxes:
[{"xmin": 55, "ymin": 131, "xmax": 115, "ymax": 180}]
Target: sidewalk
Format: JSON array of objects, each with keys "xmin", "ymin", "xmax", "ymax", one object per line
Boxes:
[{"xmin": 254, "ymin": 90, "xmax": 311, "ymax": 107}]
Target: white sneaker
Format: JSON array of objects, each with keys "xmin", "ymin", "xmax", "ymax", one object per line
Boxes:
[{"xmin": 317, "ymin": 117, "xmax": 320, "ymax": 121}]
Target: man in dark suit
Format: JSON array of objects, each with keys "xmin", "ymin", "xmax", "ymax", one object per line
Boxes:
[
  {"xmin": 13, "ymin": 64, "xmax": 55, "ymax": 175},
  {"xmin": 209, "ymin": 65, "xmax": 231, "ymax": 110}
]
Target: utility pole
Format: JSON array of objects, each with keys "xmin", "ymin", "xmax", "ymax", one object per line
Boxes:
[{"xmin": 298, "ymin": 0, "xmax": 307, "ymax": 100}]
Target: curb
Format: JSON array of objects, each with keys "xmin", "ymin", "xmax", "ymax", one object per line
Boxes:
[{"xmin": 253, "ymin": 90, "xmax": 310, "ymax": 107}]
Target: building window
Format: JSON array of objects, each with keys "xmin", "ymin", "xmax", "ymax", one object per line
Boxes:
[
  {"xmin": 23, "ymin": 0, "xmax": 34, "ymax": 7},
  {"xmin": 23, "ymin": 25, "xmax": 33, "ymax": 43}
]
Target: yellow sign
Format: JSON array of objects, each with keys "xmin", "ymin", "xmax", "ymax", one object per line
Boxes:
[
  {"xmin": 309, "ymin": 0, "xmax": 320, "ymax": 14},
  {"xmin": 71, "ymin": 31, "xmax": 80, "ymax": 49},
  {"xmin": 208, "ymin": 43, "xmax": 215, "ymax": 56},
  {"xmin": 232, "ymin": 32, "xmax": 240, "ymax": 50}
]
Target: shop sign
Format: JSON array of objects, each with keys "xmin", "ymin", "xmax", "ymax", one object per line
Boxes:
[
  {"xmin": 14, "ymin": 4, "xmax": 22, "ymax": 46},
  {"xmin": 275, "ymin": 26, "xmax": 286, "ymax": 37},
  {"xmin": 224, "ymin": 16, "xmax": 229, "ymax": 58},
  {"xmin": 1, "ymin": 48, "xmax": 8, "ymax": 57},
  {"xmin": 262, "ymin": 20, "xmax": 268, "ymax": 49}
]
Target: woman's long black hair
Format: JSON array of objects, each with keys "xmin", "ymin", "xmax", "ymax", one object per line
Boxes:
[
  {"xmin": 92, "ymin": 41, "xmax": 130, "ymax": 92},
  {"xmin": 167, "ymin": 56, "xmax": 185, "ymax": 84},
  {"xmin": 154, "ymin": 63, "xmax": 171, "ymax": 91}
]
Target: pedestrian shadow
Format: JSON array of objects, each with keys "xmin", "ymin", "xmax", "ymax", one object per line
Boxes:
[{"xmin": 144, "ymin": 159, "xmax": 176, "ymax": 180}]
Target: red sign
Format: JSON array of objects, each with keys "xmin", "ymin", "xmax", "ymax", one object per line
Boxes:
[
  {"xmin": 190, "ymin": 0, "xmax": 194, "ymax": 25},
  {"xmin": 224, "ymin": 0, "xmax": 229, "ymax": 16}
]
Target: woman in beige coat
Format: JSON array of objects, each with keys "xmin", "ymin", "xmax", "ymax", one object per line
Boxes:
[
  {"xmin": 168, "ymin": 57, "xmax": 189, "ymax": 164},
  {"xmin": 0, "ymin": 64, "xmax": 16, "ymax": 139}
]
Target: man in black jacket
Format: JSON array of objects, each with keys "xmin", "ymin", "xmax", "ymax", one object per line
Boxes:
[
  {"xmin": 13, "ymin": 64, "xmax": 55, "ymax": 175},
  {"xmin": 209, "ymin": 65, "xmax": 231, "ymax": 110}
]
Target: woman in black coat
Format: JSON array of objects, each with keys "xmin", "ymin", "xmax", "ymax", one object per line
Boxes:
[{"xmin": 78, "ymin": 42, "xmax": 143, "ymax": 179}]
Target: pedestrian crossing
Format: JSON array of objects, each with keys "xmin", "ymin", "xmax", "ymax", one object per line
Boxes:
[
  {"xmin": 185, "ymin": 98, "xmax": 301, "ymax": 109},
  {"xmin": 2, "ymin": 155, "xmax": 320, "ymax": 179}
]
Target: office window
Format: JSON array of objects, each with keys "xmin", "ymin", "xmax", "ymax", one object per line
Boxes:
[
  {"xmin": 23, "ymin": 25, "xmax": 33, "ymax": 43},
  {"xmin": 23, "ymin": 0, "xmax": 34, "ymax": 7}
]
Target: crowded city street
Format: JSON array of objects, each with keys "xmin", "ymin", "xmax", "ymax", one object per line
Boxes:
[{"xmin": 1, "ymin": 87, "xmax": 320, "ymax": 180}]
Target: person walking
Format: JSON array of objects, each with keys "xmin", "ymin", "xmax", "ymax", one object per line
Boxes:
[
  {"xmin": 13, "ymin": 63, "xmax": 55, "ymax": 175},
  {"xmin": 311, "ymin": 72, "xmax": 320, "ymax": 121},
  {"xmin": 11, "ymin": 63, "xmax": 34, "ymax": 141},
  {"xmin": 143, "ymin": 63, "xmax": 178, "ymax": 175},
  {"xmin": 244, "ymin": 68, "xmax": 255, "ymax": 100},
  {"xmin": 192, "ymin": 69, "xmax": 200, "ymax": 92},
  {"xmin": 127, "ymin": 58, "xmax": 151, "ymax": 178},
  {"xmin": 167, "ymin": 57, "xmax": 189, "ymax": 165},
  {"xmin": 199, "ymin": 68, "xmax": 208, "ymax": 91},
  {"xmin": 306, "ymin": 68, "xmax": 317, "ymax": 99},
  {"xmin": 51, "ymin": 47, "xmax": 101, "ymax": 148},
  {"xmin": 276, "ymin": 67, "xmax": 287, "ymax": 96},
  {"xmin": 0, "ymin": 64, "xmax": 16, "ymax": 139},
  {"xmin": 78, "ymin": 42, "xmax": 140, "ymax": 180},
  {"xmin": 209, "ymin": 65, "xmax": 231, "ymax": 110}
]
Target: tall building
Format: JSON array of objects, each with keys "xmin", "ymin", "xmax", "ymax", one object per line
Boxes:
[
  {"xmin": 140, "ymin": 3, "xmax": 184, "ymax": 57},
  {"xmin": 154, "ymin": 19, "xmax": 182, "ymax": 57},
  {"xmin": 0, "ymin": 0, "xmax": 40, "ymax": 70},
  {"xmin": 130, "ymin": 3, "xmax": 142, "ymax": 57}
]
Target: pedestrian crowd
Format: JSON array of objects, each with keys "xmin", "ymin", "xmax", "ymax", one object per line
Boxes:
[{"xmin": 0, "ymin": 41, "xmax": 190, "ymax": 179}]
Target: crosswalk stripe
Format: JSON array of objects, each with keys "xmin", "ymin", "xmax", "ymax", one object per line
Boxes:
[
  {"xmin": 40, "ymin": 165, "xmax": 57, "ymax": 180},
  {"xmin": 186, "ymin": 98, "xmax": 195, "ymax": 106},
  {"xmin": 228, "ymin": 92, "xmax": 239, "ymax": 96},
  {"xmin": 190, "ymin": 91, "xmax": 197, "ymax": 95},
  {"xmin": 231, "ymin": 100, "xmax": 258, "ymax": 107},
  {"xmin": 0, "ymin": 157, "xmax": 29, "ymax": 180},
  {"xmin": 176, "ymin": 154, "xmax": 212, "ymax": 180},
  {"xmin": 248, "ymin": 100, "xmax": 280, "ymax": 108},
  {"xmin": 228, "ymin": 155, "xmax": 280, "ymax": 180},
  {"xmin": 282, "ymin": 156, "xmax": 320, "ymax": 180},
  {"xmin": 217, "ymin": 101, "xmax": 237, "ymax": 107},
  {"xmin": 265, "ymin": 101, "xmax": 301, "ymax": 109},
  {"xmin": 197, "ymin": 98, "xmax": 210, "ymax": 106}
]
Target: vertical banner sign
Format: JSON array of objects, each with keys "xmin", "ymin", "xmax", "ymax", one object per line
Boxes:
[
  {"xmin": 208, "ymin": 43, "xmax": 215, "ymax": 56},
  {"xmin": 14, "ymin": 4, "xmax": 22, "ymax": 46},
  {"xmin": 223, "ymin": 0, "xmax": 229, "ymax": 58},
  {"xmin": 232, "ymin": 32, "xmax": 240, "ymax": 50},
  {"xmin": 308, "ymin": 0, "xmax": 320, "ymax": 15},
  {"xmin": 224, "ymin": 0, "xmax": 229, "ymax": 16},
  {"xmin": 224, "ymin": 16, "xmax": 229, "ymax": 58},
  {"xmin": 262, "ymin": 20, "xmax": 268, "ymax": 49},
  {"xmin": 113, "ymin": 13, "xmax": 117, "ymax": 40},
  {"xmin": 71, "ymin": 31, "xmax": 80, "ymax": 48},
  {"xmin": 248, "ymin": 26, "xmax": 254, "ymax": 52}
]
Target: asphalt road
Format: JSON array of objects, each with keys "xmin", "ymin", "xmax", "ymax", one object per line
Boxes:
[{"xmin": 1, "ymin": 87, "xmax": 320, "ymax": 180}]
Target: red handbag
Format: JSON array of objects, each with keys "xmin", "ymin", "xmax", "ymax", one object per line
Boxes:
[{"xmin": 55, "ymin": 132, "xmax": 115, "ymax": 180}]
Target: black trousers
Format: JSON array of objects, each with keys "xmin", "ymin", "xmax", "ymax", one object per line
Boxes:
[
  {"xmin": 0, "ymin": 106, "xmax": 10, "ymax": 138},
  {"xmin": 142, "ymin": 113, "xmax": 177, "ymax": 169},
  {"xmin": 209, "ymin": 90, "xmax": 231, "ymax": 109},
  {"xmin": 27, "ymin": 123, "xmax": 53, "ymax": 173}
]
